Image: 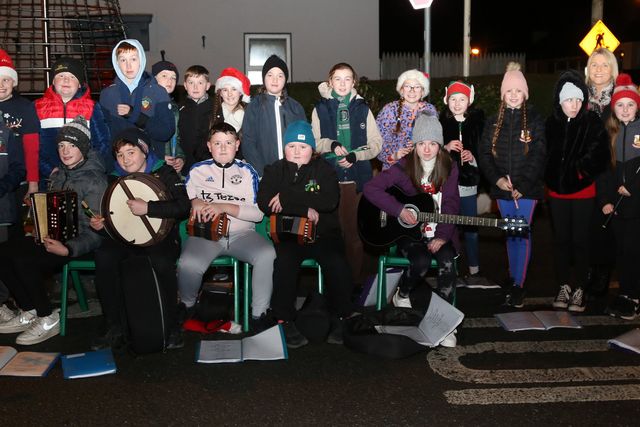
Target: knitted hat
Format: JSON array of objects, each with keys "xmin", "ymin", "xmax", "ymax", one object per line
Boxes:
[
  {"xmin": 51, "ymin": 57, "xmax": 86, "ymax": 86},
  {"xmin": 151, "ymin": 60, "xmax": 179, "ymax": 82},
  {"xmin": 444, "ymin": 80, "xmax": 475, "ymax": 104},
  {"xmin": 284, "ymin": 121, "xmax": 315, "ymax": 150},
  {"xmin": 262, "ymin": 55, "xmax": 288, "ymax": 83},
  {"xmin": 215, "ymin": 67, "xmax": 251, "ymax": 102},
  {"xmin": 396, "ymin": 69, "xmax": 430, "ymax": 98},
  {"xmin": 56, "ymin": 115, "xmax": 91, "ymax": 157},
  {"xmin": 113, "ymin": 127, "xmax": 150, "ymax": 158},
  {"xmin": 412, "ymin": 112, "xmax": 443, "ymax": 146},
  {"xmin": 500, "ymin": 62, "xmax": 528, "ymax": 100},
  {"xmin": 558, "ymin": 82, "xmax": 584, "ymax": 104},
  {"xmin": 611, "ymin": 73, "xmax": 640, "ymax": 106},
  {"xmin": 0, "ymin": 49, "xmax": 18, "ymax": 87}
]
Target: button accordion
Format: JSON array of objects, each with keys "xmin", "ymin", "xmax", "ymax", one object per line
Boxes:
[{"xmin": 29, "ymin": 191, "xmax": 78, "ymax": 244}]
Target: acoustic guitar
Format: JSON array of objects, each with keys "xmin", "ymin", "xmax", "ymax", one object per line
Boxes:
[{"xmin": 357, "ymin": 187, "xmax": 529, "ymax": 247}]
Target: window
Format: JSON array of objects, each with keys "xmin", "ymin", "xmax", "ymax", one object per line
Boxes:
[{"xmin": 244, "ymin": 33, "xmax": 291, "ymax": 85}]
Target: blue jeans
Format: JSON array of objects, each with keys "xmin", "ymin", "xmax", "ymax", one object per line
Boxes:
[
  {"xmin": 497, "ymin": 198, "xmax": 537, "ymax": 288},
  {"xmin": 459, "ymin": 194, "xmax": 479, "ymax": 268}
]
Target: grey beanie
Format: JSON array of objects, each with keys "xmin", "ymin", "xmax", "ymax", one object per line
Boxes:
[
  {"xmin": 412, "ymin": 112, "xmax": 443, "ymax": 146},
  {"xmin": 56, "ymin": 115, "xmax": 91, "ymax": 157},
  {"xmin": 558, "ymin": 82, "xmax": 584, "ymax": 104}
]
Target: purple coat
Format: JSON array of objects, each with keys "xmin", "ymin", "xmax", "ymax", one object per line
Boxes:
[{"xmin": 363, "ymin": 159, "xmax": 461, "ymax": 252}]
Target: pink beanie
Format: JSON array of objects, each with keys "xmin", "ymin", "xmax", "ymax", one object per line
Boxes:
[{"xmin": 500, "ymin": 63, "xmax": 529, "ymax": 100}]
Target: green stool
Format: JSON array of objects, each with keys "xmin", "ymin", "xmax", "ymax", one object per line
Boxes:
[{"xmin": 60, "ymin": 259, "xmax": 93, "ymax": 336}]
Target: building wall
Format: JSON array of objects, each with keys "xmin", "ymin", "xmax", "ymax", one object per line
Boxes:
[{"xmin": 120, "ymin": 0, "xmax": 379, "ymax": 82}]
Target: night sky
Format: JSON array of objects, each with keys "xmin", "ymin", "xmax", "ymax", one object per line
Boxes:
[{"xmin": 380, "ymin": 0, "xmax": 640, "ymax": 59}]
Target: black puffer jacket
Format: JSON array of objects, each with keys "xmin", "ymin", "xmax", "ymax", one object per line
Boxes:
[
  {"xmin": 440, "ymin": 108, "xmax": 484, "ymax": 187},
  {"xmin": 479, "ymin": 104, "xmax": 546, "ymax": 200},
  {"xmin": 257, "ymin": 156, "xmax": 341, "ymax": 240},
  {"xmin": 545, "ymin": 70, "xmax": 610, "ymax": 195}
]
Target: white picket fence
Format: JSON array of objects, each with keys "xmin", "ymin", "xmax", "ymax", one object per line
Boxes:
[{"xmin": 380, "ymin": 52, "xmax": 527, "ymax": 79}]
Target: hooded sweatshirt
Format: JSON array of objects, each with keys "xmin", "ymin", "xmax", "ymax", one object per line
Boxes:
[{"xmin": 99, "ymin": 39, "xmax": 175, "ymax": 156}]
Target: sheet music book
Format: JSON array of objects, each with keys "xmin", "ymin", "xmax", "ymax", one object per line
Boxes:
[
  {"xmin": 61, "ymin": 349, "xmax": 116, "ymax": 379},
  {"xmin": 495, "ymin": 311, "xmax": 582, "ymax": 331},
  {"xmin": 375, "ymin": 293, "xmax": 464, "ymax": 347},
  {"xmin": 197, "ymin": 325, "xmax": 288, "ymax": 363},
  {"xmin": 0, "ymin": 346, "xmax": 59, "ymax": 377},
  {"xmin": 608, "ymin": 328, "xmax": 640, "ymax": 354}
]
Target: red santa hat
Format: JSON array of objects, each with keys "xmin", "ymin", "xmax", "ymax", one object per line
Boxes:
[
  {"xmin": 0, "ymin": 49, "xmax": 18, "ymax": 87},
  {"xmin": 444, "ymin": 80, "xmax": 475, "ymax": 105},
  {"xmin": 215, "ymin": 67, "xmax": 251, "ymax": 103},
  {"xmin": 611, "ymin": 73, "xmax": 640, "ymax": 107}
]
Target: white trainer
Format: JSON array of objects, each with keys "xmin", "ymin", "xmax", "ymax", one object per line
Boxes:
[
  {"xmin": 0, "ymin": 304, "xmax": 16, "ymax": 323},
  {"xmin": 16, "ymin": 311, "xmax": 60, "ymax": 345},
  {"xmin": 440, "ymin": 330, "xmax": 457, "ymax": 348},
  {"xmin": 392, "ymin": 288, "xmax": 412, "ymax": 308},
  {"xmin": 0, "ymin": 309, "xmax": 37, "ymax": 333}
]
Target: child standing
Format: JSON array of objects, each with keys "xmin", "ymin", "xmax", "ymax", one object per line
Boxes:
[
  {"xmin": 440, "ymin": 81, "xmax": 488, "ymax": 286},
  {"xmin": 152, "ymin": 60, "xmax": 185, "ymax": 174},
  {"xmin": 35, "ymin": 57, "xmax": 112, "ymax": 183},
  {"xmin": 0, "ymin": 116, "xmax": 107, "ymax": 345},
  {"xmin": 311, "ymin": 62, "xmax": 382, "ymax": 284},
  {"xmin": 363, "ymin": 112, "xmax": 459, "ymax": 346},
  {"xmin": 99, "ymin": 39, "xmax": 175, "ymax": 158},
  {"xmin": 478, "ymin": 62, "xmax": 546, "ymax": 308},
  {"xmin": 545, "ymin": 70, "xmax": 609, "ymax": 312},
  {"xmin": 242, "ymin": 55, "xmax": 306, "ymax": 176},
  {"xmin": 210, "ymin": 67, "xmax": 251, "ymax": 133},
  {"xmin": 376, "ymin": 69, "xmax": 437, "ymax": 170},
  {"xmin": 598, "ymin": 74, "xmax": 640, "ymax": 319},
  {"xmin": 0, "ymin": 49, "xmax": 40, "ymax": 197},
  {"xmin": 178, "ymin": 65, "xmax": 214, "ymax": 174}
]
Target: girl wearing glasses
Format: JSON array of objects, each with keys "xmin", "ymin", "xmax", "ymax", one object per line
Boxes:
[{"xmin": 376, "ymin": 69, "xmax": 437, "ymax": 170}]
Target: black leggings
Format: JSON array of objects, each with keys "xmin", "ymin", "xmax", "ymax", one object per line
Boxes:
[{"xmin": 396, "ymin": 237, "xmax": 457, "ymax": 303}]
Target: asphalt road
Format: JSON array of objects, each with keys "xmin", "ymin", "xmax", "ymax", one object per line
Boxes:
[{"xmin": 2, "ymin": 202, "xmax": 640, "ymax": 426}]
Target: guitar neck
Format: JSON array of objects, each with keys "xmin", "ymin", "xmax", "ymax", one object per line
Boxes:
[{"xmin": 418, "ymin": 212, "xmax": 499, "ymax": 228}]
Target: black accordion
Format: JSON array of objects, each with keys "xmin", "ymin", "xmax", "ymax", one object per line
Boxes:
[{"xmin": 29, "ymin": 191, "xmax": 78, "ymax": 244}]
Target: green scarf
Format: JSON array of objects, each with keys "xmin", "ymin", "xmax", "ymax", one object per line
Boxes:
[{"xmin": 332, "ymin": 90, "xmax": 352, "ymax": 151}]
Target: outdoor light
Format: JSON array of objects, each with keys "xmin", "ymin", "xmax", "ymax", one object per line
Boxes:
[{"xmin": 471, "ymin": 48, "xmax": 480, "ymax": 56}]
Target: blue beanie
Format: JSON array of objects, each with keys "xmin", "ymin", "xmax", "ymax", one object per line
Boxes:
[{"xmin": 284, "ymin": 121, "xmax": 315, "ymax": 150}]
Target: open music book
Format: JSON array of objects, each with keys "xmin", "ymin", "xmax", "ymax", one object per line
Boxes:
[
  {"xmin": 197, "ymin": 325, "xmax": 288, "ymax": 363},
  {"xmin": 608, "ymin": 328, "xmax": 640, "ymax": 354},
  {"xmin": 495, "ymin": 311, "xmax": 582, "ymax": 331},
  {"xmin": 0, "ymin": 346, "xmax": 59, "ymax": 377},
  {"xmin": 375, "ymin": 293, "xmax": 464, "ymax": 347}
]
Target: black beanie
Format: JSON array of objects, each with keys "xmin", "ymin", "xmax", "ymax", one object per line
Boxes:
[
  {"xmin": 56, "ymin": 115, "xmax": 91, "ymax": 157},
  {"xmin": 51, "ymin": 57, "xmax": 86, "ymax": 86},
  {"xmin": 113, "ymin": 127, "xmax": 150, "ymax": 159},
  {"xmin": 262, "ymin": 55, "xmax": 288, "ymax": 83},
  {"xmin": 152, "ymin": 60, "xmax": 179, "ymax": 82}
]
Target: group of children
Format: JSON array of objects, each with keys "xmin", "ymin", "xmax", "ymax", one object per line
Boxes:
[{"xmin": 0, "ymin": 38, "xmax": 637, "ymax": 351}]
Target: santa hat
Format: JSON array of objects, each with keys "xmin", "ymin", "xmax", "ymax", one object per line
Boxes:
[
  {"xmin": 444, "ymin": 80, "xmax": 475, "ymax": 105},
  {"xmin": 396, "ymin": 69, "xmax": 430, "ymax": 98},
  {"xmin": 611, "ymin": 73, "xmax": 640, "ymax": 106},
  {"xmin": 0, "ymin": 49, "xmax": 18, "ymax": 87},
  {"xmin": 215, "ymin": 67, "xmax": 251, "ymax": 102}
]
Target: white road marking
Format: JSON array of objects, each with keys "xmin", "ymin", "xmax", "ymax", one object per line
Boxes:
[
  {"xmin": 428, "ymin": 340, "xmax": 640, "ymax": 384},
  {"xmin": 444, "ymin": 384, "xmax": 640, "ymax": 405},
  {"xmin": 462, "ymin": 315, "xmax": 640, "ymax": 328}
]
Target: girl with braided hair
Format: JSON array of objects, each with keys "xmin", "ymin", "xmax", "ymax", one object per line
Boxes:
[
  {"xmin": 478, "ymin": 62, "xmax": 546, "ymax": 308},
  {"xmin": 376, "ymin": 69, "xmax": 437, "ymax": 170}
]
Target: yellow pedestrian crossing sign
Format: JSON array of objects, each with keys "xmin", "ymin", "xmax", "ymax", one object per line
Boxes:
[{"xmin": 579, "ymin": 20, "xmax": 620, "ymax": 56}]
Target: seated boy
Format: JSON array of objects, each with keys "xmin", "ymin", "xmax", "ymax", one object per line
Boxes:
[
  {"xmin": 89, "ymin": 127, "xmax": 190, "ymax": 351},
  {"xmin": 177, "ymin": 122, "xmax": 275, "ymax": 327},
  {"xmin": 178, "ymin": 65, "xmax": 213, "ymax": 174},
  {"xmin": 0, "ymin": 116, "xmax": 107, "ymax": 345},
  {"xmin": 99, "ymin": 39, "xmax": 175, "ymax": 158}
]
